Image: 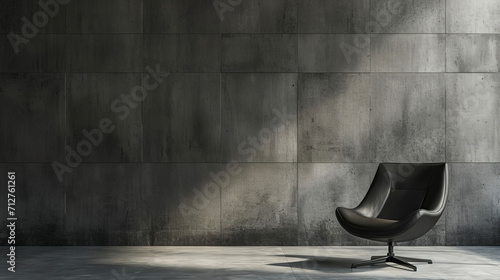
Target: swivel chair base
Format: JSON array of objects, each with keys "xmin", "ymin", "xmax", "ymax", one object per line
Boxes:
[{"xmin": 351, "ymin": 242, "xmax": 432, "ymax": 272}]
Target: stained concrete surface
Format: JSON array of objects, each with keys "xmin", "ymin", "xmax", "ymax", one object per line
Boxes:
[
  {"xmin": 221, "ymin": 0, "xmax": 297, "ymax": 33},
  {"xmin": 143, "ymin": 73, "xmax": 221, "ymax": 162},
  {"xmin": 447, "ymin": 0, "xmax": 500, "ymax": 33},
  {"xmin": 66, "ymin": 0, "xmax": 142, "ymax": 33},
  {"xmin": 144, "ymin": 0, "xmax": 220, "ymax": 33},
  {"xmin": 370, "ymin": 0, "xmax": 445, "ymax": 33},
  {"xmin": 64, "ymin": 164, "xmax": 145, "ymax": 245},
  {"xmin": 1, "ymin": 162, "xmax": 496, "ymax": 247},
  {"xmin": 222, "ymin": 34, "xmax": 297, "ymax": 72},
  {"xmin": 446, "ymin": 74, "xmax": 500, "ymax": 162},
  {"xmin": 66, "ymin": 73, "xmax": 143, "ymax": 162},
  {"xmin": 298, "ymin": 163, "xmax": 378, "ymax": 246},
  {"xmin": 144, "ymin": 34, "xmax": 221, "ymax": 72},
  {"xmin": 1, "ymin": 0, "xmax": 500, "ymax": 247},
  {"xmin": 0, "ymin": 0, "xmax": 66, "ymax": 34},
  {"xmin": 299, "ymin": 34, "xmax": 370, "ymax": 72},
  {"xmin": 0, "ymin": 164, "xmax": 65, "ymax": 245},
  {"xmin": 446, "ymin": 164, "xmax": 500, "ymax": 245},
  {"xmin": 1, "ymin": 246, "xmax": 499, "ymax": 279},
  {"xmin": 221, "ymin": 163, "xmax": 298, "ymax": 245},
  {"xmin": 298, "ymin": 74, "xmax": 370, "ymax": 162},
  {"xmin": 221, "ymin": 73, "xmax": 297, "ymax": 162},
  {"xmin": 142, "ymin": 163, "xmax": 223, "ymax": 245},
  {"xmin": 369, "ymin": 74, "xmax": 446, "ymax": 162},
  {"xmin": 0, "ymin": 74, "xmax": 65, "ymax": 162},
  {"xmin": 446, "ymin": 35, "xmax": 500, "ymax": 72},
  {"xmin": 0, "ymin": 35, "xmax": 66, "ymax": 73},
  {"xmin": 298, "ymin": 0, "xmax": 370, "ymax": 33},
  {"xmin": 370, "ymin": 35, "xmax": 445, "ymax": 72},
  {"xmin": 66, "ymin": 35, "xmax": 142, "ymax": 73}
]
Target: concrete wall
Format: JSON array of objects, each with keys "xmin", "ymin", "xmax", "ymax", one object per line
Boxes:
[{"xmin": 0, "ymin": 0, "xmax": 499, "ymax": 246}]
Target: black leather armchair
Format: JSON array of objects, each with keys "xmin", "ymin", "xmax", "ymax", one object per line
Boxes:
[{"xmin": 336, "ymin": 163, "xmax": 448, "ymax": 271}]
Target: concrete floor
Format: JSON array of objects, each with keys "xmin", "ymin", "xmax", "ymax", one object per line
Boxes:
[{"xmin": 1, "ymin": 246, "xmax": 499, "ymax": 279}]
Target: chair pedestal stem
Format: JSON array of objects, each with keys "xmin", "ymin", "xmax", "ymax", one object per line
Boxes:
[{"xmin": 388, "ymin": 241, "xmax": 394, "ymax": 257}]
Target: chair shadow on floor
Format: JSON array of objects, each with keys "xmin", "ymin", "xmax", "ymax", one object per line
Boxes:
[{"xmin": 268, "ymin": 254, "xmax": 417, "ymax": 272}]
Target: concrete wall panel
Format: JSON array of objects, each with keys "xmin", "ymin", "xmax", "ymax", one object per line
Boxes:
[
  {"xmin": 65, "ymin": 164, "xmax": 147, "ymax": 245},
  {"xmin": 143, "ymin": 73, "xmax": 221, "ymax": 162},
  {"xmin": 221, "ymin": 73, "xmax": 297, "ymax": 162},
  {"xmin": 66, "ymin": 35, "xmax": 142, "ymax": 72},
  {"xmin": 67, "ymin": 0, "xmax": 142, "ymax": 33},
  {"xmin": 298, "ymin": 74, "xmax": 370, "ymax": 162},
  {"xmin": 0, "ymin": 164, "xmax": 66, "ymax": 245},
  {"xmin": 446, "ymin": 74, "xmax": 500, "ymax": 162},
  {"xmin": 298, "ymin": 163, "xmax": 378, "ymax": 245},
  {"xmin": 143, "ymin": 163, "xmax": 222, "ymax": 245},
  {"xmin": 298, "ymin": 0, "xmax": 370, "ymax": 33},
  {"xmin": 144, "ymin": 34, "xmax": 220, "ymax": 72},
  {"xmin": 66, "ymin": 73, "xmax": 143, "ymax": 162},
  {"xmin": 299, "ymin": 34, "xmax": 370, "ymax": 72},
  {"xmin": 371, "ymin": 35, "xmax": 445, "ymax": 72},
  {"xmin": 0, "ymin": 74, "xmax": 65, "ymax": 162},
  {"xmin": 447, "ymin": 35, "xmax": 500, "ymax": 73},
  {"xmin": 370, "ymin": 74, "xmax": 446, "ymax": 162},
  {"xmin": 0, "ymin": 0, "xmax": 66, "ymax": 33},
  {"xmin": 446, "ymin": 164, "xmax": 500, "ymax": 245},
  {"xmin": 144, "ymin": 0, "xmax": 220, "ymax": 33},
  {"xmin": 370, "ymin": 0, "xmax": 445, "ymax": 33},
  {"xmin": 221, "ymin": 163, "xmax": 297, "ymax": 245},
  {"xmin": 0, "ymin": 35, "xmax": 65, "ymax": 73},
  {"xmin": 447, "ymin": 0, "xmax": 500, "ymax": 33},
  {"xmin": 222, "ymin": 0, "xmax": 297, "ymax": 33},
  {"xmin": 222, "ymin": 34, "xmax": 297, "ymax": 72}
]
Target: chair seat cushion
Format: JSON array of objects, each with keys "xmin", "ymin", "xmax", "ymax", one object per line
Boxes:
[{"xmin": 335, "ymin": 207, "xmax": 418, "ymax": 241}]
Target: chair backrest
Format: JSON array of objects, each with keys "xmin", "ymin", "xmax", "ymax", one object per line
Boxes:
[{"xmin": 365, "ymin": 163, "xmax": 448, "ymax": 220}]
